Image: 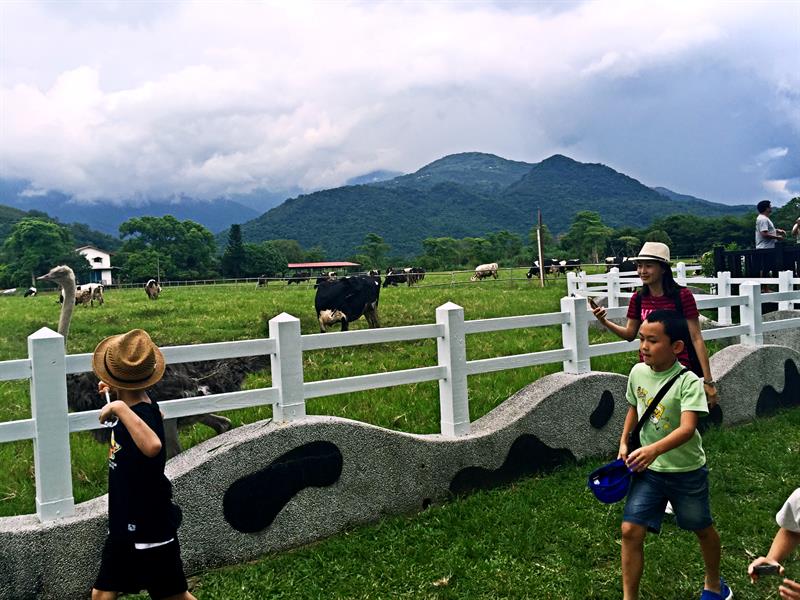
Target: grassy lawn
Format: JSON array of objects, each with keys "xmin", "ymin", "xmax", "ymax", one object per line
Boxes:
[
  {"xmin": 3, "ymin": 269, "xmax": 656, "ymax": 517},
  {"xmin": 4, "ymin": 268, "xmax": 772, "ymax": 600},
  {"xmin": 122, "ymin": 406, "xmax": 798, "ymax": 600}
]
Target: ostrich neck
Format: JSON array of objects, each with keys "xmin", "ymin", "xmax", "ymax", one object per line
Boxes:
[{"xmin": 59, "ymin": 277, "xmax": 76, "ymax": 341}]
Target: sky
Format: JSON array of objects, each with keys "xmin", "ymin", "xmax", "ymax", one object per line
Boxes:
[{"xmin": 1, "ymin": 0, "xmax": 798, "ymax": 206}]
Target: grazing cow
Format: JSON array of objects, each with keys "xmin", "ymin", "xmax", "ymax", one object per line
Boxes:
[
  {"xmin": 406, "ymin": 267, "xmax": 425, "ymax": 286},
  {"xmin": 145, "ymin": 279, "xmax": 162, "ymax": 300},
  {"xmin": 382, "ymin": 267, "xmax": 408, "ymax": 287},
  {"xmin": 605, "ymin": 256, "xmax": 636, "ymax": 273},
  {"xmin": 315, "ymin": 274, "xmax": 381, "ymax": 332},
  {"xmin": 526, "ymin": 258, "xmax": 559, "ymax": 278},
  {"xmin": 286, "ymin": 271, "xmax": 311, "ymax": 285},
  {"xmin": 256, "ymin": 274, "xmax": 268, "ymax": 287},
  {"xmin": 24, "ymin": 287, "xmax": 37, "ymax": 297},
  {"xmin": 471, "ymin": 262, "xmax": 499, "ymax": 281},
  {"xmin": 558, "ymin": 259, "xmax": 582, "ymax": 274},
  {"xmin": 314, "ymin": 272, "xmax": 337, "ymax": 288}
]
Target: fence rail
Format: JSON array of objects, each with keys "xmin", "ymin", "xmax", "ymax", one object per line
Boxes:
[{"xmin": 3, "ymin": 272, "xmax": 800, "ymax": 522}]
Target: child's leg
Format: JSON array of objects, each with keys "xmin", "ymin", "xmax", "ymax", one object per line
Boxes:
[
  {"xmin": 695, "ymin": 525, "xmax": 722, "ymax": 593},
  {"xmin": 91, "ymin": 589, "xmax": 120, "ymax": 600},
  {"xmin": 621, "ymin": 521, "xmax": 647, "ymax": 600}
]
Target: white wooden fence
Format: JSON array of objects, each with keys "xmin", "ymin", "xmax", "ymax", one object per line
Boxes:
[{"xmin": 2, "ymin": 273, "xmax": 800, "ymax": 523}]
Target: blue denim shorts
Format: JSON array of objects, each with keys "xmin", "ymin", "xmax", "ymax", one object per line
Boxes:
[{"xmin": 622, "ymin": 465, "xmax": 713, "ymax": 533}]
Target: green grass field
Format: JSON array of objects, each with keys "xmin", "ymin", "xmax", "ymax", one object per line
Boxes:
[
  {"xmin": 4, "ymin": 268, "xmax": 780, "ymax": 600},
  {"xmin": 0, "ymin": 269, "xmax": 645, "ymax": 518}
]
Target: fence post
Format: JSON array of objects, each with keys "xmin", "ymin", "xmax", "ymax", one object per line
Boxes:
[
  {"xmin": 28, "ymin": 327, "xmax": 74, "ymax": 522},
  {"xmin": 566, "ymin": 271, "xmax": 578, "ymax": 296},
  {"xmin": 436, "ymin": 302, "xmax": 470, "ymax": 437},
  {"xmin": 676, "ymin": 262, "xmax": 687, "ymax": 286},
  {"xmin": 561, "ymin": 295, "xmax": 591, "ymax": 374},
  {"xmin": 739, "ymin": 282, "xmax": 763, "ymax": 346},
  {"xmin": 269, "ymin": 313, "xmax": 306, "ymax": 421},
  {"xmin": 717, "ymin": 271, "xmax": 732, "ymax": 325},
  {"xmin": 607, "ymin": 267, "xmax": 620, "ymax": 309},
  {"xmin": 779, "ymin": 270, "xmax": 793, "ymax": 311}
]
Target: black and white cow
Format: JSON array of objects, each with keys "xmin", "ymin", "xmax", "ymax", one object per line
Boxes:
[
  {"xmin": 558, "ymin": 259, "xmax": 582, "ymax": 274},
  {"xmin": 24, "ymin": 287, "xmax": 37, "ymax": 297},
  {"xmin": 286, "ymin": 271, "xmax": 311, "ymax": 285},
  {"xmin": 382, "ymin": 267, "xmax": 408, "ymax": 288},
  {"xmin": 406, "ymin": 267, "xmax": 425, "ymax": 286},
  {"xmin": 526, "ymin": 258, "xmax": 559, "ymax": 278},
  {"xmin": 256, "ymin": 275, "xmax": 268, "ymax": 287},
  {"xmin": 604, "ymin": 256, "xmax": 636, "ymax": 273},
  {"xmin": 314, "ymin": 274, "xmax": 381, "ymax": 332}
]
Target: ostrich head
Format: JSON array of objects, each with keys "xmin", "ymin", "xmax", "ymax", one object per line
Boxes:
[{"xmin": 37, "ymin": 265, "xmax": 77, "ymax": 340}]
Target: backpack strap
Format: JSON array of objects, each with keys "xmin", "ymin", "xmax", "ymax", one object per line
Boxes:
[{"xmin": 630, "ymin": 367, "xmax": 689, "ymax": 443}]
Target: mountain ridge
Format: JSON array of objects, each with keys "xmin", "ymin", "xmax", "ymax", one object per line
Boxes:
[{"xmin": 235, "ymin": 152, "xmax": 751, "ymax": 257}]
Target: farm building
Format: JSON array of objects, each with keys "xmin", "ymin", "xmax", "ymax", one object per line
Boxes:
[{"xmin": 76, "ymin": 245, "xmax": 113, "ymax": 285}]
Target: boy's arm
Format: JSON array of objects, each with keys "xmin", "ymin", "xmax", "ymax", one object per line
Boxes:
[
  {"xmin": 618, "ymin": 405, "xmax": 638, "ymax": 460},
  {"xmin": 100, "ymin": 401, "xmax": 162, "ymax": 458},
  {"xmin": 625, "ymin": 410, "xmax": 698, "ymax": 472}
]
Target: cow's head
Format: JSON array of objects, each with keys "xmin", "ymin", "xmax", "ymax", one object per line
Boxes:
[{"xmin": 318, "ymin": 309, "xmax": 347, "ymax": 333}]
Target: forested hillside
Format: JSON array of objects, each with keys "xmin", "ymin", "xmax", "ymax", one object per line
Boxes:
[{"xmin": 236, "ymin": 152, "xmax": 752, "ymax": 258}]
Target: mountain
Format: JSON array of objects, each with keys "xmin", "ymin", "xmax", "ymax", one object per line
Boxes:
[
  {"xmin": 236, "ymin": 152, "xmax": 752, "ymax": 258},
  {"xmin": 0, "ymin": 202, "xmax": 121, "ymax": 250},
  {"xmin": 0, "ymin": 179, "xmax": 259, "ymax": 235},
  {"xmin": 651, "ymin": 186, "xmax": 750, "ymax": 210},
  {"xmin": 346, "ymin": 170, "xmax": 404, "ymax": 186}
]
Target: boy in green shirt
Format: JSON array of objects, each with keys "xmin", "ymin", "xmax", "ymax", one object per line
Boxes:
[{"xmin": 620, "ymin": 310, "xmax": 731, "ymax": 600}]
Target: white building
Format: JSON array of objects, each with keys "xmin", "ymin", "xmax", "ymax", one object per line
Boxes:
[{"xmin": 76, "ymin": 246, "xmax": 113, "ymax": 285}]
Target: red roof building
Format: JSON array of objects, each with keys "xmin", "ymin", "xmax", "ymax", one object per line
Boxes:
[{"xmin": 287, "ymin": 262, "xmax": 361, "ymax": 269}]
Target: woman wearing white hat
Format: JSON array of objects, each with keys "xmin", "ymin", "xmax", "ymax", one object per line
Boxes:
[{"xmin": 591, "ymin": 241, "xmax": 718, "ymax": 408}]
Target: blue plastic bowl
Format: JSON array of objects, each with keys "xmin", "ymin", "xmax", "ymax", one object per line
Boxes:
[{"xmin": 588, "ymin": 458, "xmax": 633, "ymax": 504}]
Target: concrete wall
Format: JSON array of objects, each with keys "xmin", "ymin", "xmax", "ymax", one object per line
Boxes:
[{"xmin": 2, "ymin": 341, "xmax": 800, "ymax": 599}]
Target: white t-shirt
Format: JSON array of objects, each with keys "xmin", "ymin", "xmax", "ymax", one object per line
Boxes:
[
  {"xmin": 756, "ymin": 213, "xmax": 777, "ymax": 249},
  {"xmin": 776, "ymin": 488, "xmax": 800, "ymax": 532}
]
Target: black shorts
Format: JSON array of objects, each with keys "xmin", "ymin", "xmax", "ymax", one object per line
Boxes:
[{"xmin": 94, "ymin": 536, "xmax": 188, "ymax": 599}]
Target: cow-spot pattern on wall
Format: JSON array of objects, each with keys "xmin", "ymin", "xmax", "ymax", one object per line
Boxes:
[
  {"xmin": 756, "ymin": 359, "xmax": 800, "ymax": 416},
  {"xmin": 449, "ymin": 434, "xmax": 575, "ymax": 495},
  {"xmin": 223, "ymin": 440, "xmax": 343, "ymax": 533}
]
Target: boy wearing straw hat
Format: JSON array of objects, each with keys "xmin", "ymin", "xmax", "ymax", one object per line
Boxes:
[{"xmin": 91, "ymin": 329, "xmax": 196, "ymax": 600}]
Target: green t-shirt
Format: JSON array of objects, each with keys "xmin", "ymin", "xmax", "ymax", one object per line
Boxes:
[{"xmin": 626, "ymin": 360, "xmax": 708, "ymax": 473}]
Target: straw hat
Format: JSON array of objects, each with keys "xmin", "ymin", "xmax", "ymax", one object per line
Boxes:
[
  {"xmin": 632, "ymin": 241, "xmax": 670, "ymax": 264},
  {"xmin": 92, "ymin": 329, "xmax": 165, "ymax": 390}
]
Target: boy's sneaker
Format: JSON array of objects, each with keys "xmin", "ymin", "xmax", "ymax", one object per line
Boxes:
[{"xmin": 699, "ymin": 578, "xmax": 732, "ymax": 600}]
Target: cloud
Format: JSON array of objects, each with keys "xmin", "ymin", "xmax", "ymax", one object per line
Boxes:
[{"xmin": 0, "ymin": 0, "xmax": 798, "ymax": 204}]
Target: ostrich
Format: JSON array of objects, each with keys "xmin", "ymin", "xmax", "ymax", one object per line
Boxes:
[{"xmin": 37, "ymin": 265, "xmax": 268, "ymax": 457}]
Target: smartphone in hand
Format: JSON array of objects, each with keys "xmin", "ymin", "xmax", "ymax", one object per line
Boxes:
[
  {"xmin": 753, "ymin": 564, "xmax": 781, "ymax": 576},
  {"xmin": 588, "ymin": 297, "xmax": 599, "ymax": 309}
]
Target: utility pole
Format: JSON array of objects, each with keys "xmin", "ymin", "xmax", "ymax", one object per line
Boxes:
[{"xmin": 536, "ymin": 208, "xmax": 545, "ymax": 288}]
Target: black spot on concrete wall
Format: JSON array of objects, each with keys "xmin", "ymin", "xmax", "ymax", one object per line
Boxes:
[
  {"xmin": 756, "ymin": 359, "xmax": 800, "ymax": 416},
  {"xmin": 589, "ymin": 390, "xmax": 615, "ymax": 429},
  {"xmin": 223, "ymin": 440, "xmax": 343, "ymax": 533},
  {"xmin": 697, "ymin": 404, "xmax": 724, "ymax": 434},
  {"xmin": 449, "ymin": 434, "xmax": 575, "ymax": 495}
]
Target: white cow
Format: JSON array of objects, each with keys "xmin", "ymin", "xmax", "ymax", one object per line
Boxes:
[{"xmin": 470, "ymin": 262, "xmax": 499, "ymax": 282}]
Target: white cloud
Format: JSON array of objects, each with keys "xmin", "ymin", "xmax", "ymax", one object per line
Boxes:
[{"xmin": 0, "ymin": 0, "xmax": 798, "ymax": 203}]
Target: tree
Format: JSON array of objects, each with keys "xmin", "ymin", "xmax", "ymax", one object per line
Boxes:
[
  {"xmin": 645, "ymin": 229, "xmax": 673, "ymax": 247},
  {"xmin": 486, "ymin": 230, "xmax": 522, "ymax": 263},
  {"xmin": 265, "ymin": 239, "xmax": 306, "ymax": 263},
  {"xmin": 616, "ymin": 236, "xmax": 640, "ymax": 256},
  {"xmin": 420, "ymin": 237, "xmax": 460, "ymax": 269},
  {"xmin": 221, "ymin": 224, "xmax": 246, "ymax": 277},
  {"xmin": 1, "ymin": 218, "xmax": 87, "ymax": 286},
  {"xmin": 117, "ymin": 216, "xmax": 218, "ymax": 281},
  {"xmin": 243, "ymin": 242, "xmax": 286, "ymax": 277},
  {"xmin": 357, "ymin": 233, "xmax": 390, "ymax": 268},
  {"xmin": 560, "ymin": 211, "xmax": 613, "ymax": 263}
]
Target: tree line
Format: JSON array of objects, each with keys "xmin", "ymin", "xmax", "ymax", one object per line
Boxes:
[{"xmin": 2, "ymin": 197, "xmax": 798, "ymax": 288}]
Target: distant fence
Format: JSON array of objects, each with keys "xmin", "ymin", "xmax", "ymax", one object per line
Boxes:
[{"xmin": 2, "ymin": 269, "xmax": 799, "ymax": 522}]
